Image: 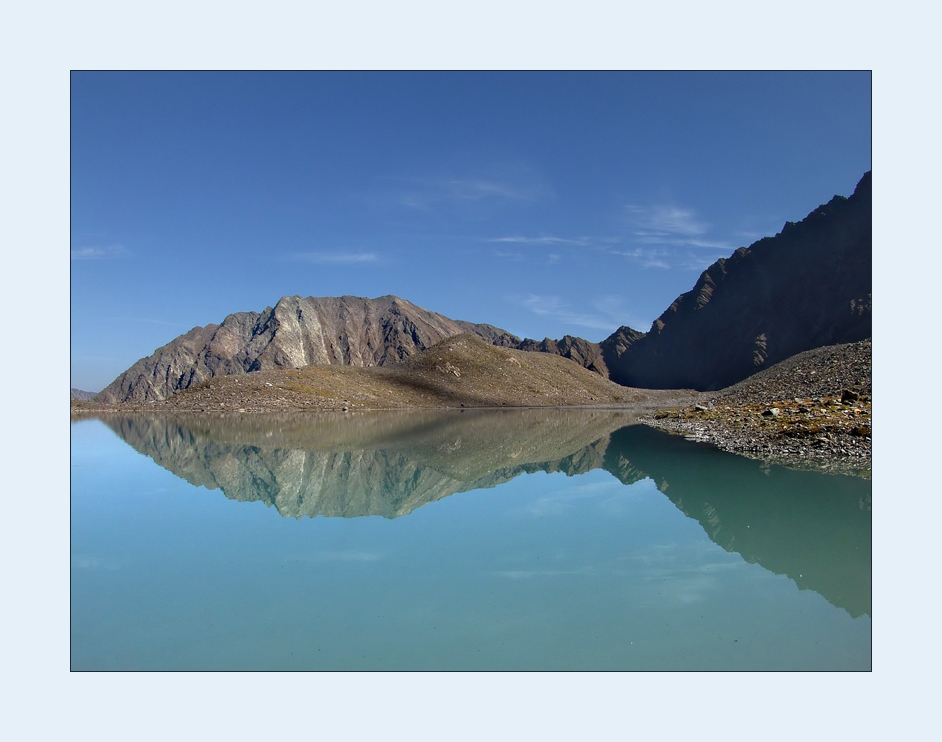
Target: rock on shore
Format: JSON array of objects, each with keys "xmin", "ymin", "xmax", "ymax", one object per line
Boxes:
[{"xmin": 642, "ymin": 339, "xmax": 872, "ymax": 475}]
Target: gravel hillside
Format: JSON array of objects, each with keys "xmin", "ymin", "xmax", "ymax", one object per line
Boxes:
[
  {"xmin": 76, "ymin": 334, "xmax": 699, "ymax": 414},
  {"xmin": 642, "ymin": 339, "xmax": 872, "ymax": 475}
]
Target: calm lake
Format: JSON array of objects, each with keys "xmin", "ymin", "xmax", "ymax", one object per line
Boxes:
[{"xmin": 70, "ymin": 409, "xmax": 871, "ymax": 671}]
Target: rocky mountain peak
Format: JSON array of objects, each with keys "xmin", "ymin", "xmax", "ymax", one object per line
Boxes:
[
  {"xmin": 96, "ymin": 295, "xmax": 520, "ymax": 404},
  {"xmin": 602, "ymin": 170, "xmax": 872, "ymax": 390}
]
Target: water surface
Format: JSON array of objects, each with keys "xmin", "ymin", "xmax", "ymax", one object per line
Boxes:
[{"xmin": 71, "ymin": 409, "xmax": 871, "ymax": 670}]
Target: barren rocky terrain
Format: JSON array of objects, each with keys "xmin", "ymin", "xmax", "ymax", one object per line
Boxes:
[
  {"xmin": 74, "ymin": 334, "xmax": 698, "ymax": 415},
  {"xmin": 72, "ymin": 334, "xmax": 873, "ymax": 476},
  {"xmin": 642, "ymin": 339, "xmax": 871, "ymax": 475},
  {"xmin": 94, "ymin": 295, "xmax": 520, "ymax": 404},
  {"xmin": 77, "ymin": 173, "xmax": 872, "ymax": 478},
  {"xmin": 72, "ymin": 330, "xmax": 873, "ymax": 477}
]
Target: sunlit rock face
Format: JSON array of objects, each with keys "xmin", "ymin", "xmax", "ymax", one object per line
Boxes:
[{"xmin": 96, "ymin": 295, "xmax": 520, "ymax": 403}]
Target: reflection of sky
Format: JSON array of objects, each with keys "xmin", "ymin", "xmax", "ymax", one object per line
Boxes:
[
  {"xmin": 71, "ymin": 421, "xmax": 871, "ymax": 671},
  {"xmin": 489, "ymin": 474, "xmax": 756, "ymax": 608},
  {"xmin": 516, "ymin": 477, "xmax": 647, "ymax": 517}
]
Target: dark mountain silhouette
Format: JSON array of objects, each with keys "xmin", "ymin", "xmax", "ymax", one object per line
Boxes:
[{"xmin": 522, "ymin": 171, "xmax": 872, "ymax": 391}]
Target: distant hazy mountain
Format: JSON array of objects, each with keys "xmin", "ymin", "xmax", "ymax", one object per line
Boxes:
[
  {"xmin": 70, "ymin": 388, "xmax": 96, "ymax": 400},
  {"xmin": 523, "ymin": 171, "xmax": 872, "ymax": 391},
  {"xmin": 96, "ymin": 295, "xmax": 520, "ymax": 403}
]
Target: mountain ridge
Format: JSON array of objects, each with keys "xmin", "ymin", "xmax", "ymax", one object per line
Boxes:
[
  {"xmin": 96, "ymin": 295, "xmax": 520, "ymax": 403},
  {"xmin": 521, "ymin": 171, "xmax": 872, "ymax": 391},
  {"xmin": 92, "ymin": 171, "xmax": 871, "ymax": 403},
  {"xmin": 148, "ymin": 333, "xmax": 692, "ymax": 412}
]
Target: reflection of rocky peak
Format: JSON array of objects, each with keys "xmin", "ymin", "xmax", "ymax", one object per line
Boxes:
[
  {"xmin": 103, "ymin": 409, "xmax": 637, "ymax": 519},
  {"xmin": 102, "ymin": 410, "xmax": 870, "ymax": 617},
  {"xmin": 96, "ymin": 295, "xmax": 520, "ymax": 403},
  {"xmin": 605, "ymin": 425, "xmax": 871, "ymax": 617}
]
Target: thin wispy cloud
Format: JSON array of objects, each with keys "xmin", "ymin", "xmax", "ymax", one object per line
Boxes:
[
  {"xmin": 281, "ymin": 550, "xmax": 383, "ymax": 564},
  {"xmin": 521, "ymin": 295, "xmax": 618, "ymax": 331},
  {"xmin": 613, "ymin": 247, "xmax": 728, "ymax": 272},
  {"xmin": 71, "ymin": 245, "xmax": 126, "ymax": 261},
  {"xmin": 373, "ymin": 173, "xmax": 548, "ymax": 212},
  {"xmin": 615, "ymin": 201, "xmax": 738, "ymax": 270},
  {"xmin": 442, "ymin": 178, "xmax": 539, "ymax": 202},
  {"xmin": 623, "ymin": 204, "xmax": 735, "ymax": 252},
  {"xmin": 518, "ymin": 294, "xmax": 644, "ymax": 332},
  {"xmin": 518, "ymin": 480, "xmax": 635, "ymax": 518},
  {"xmin": 489, "ymin": 235, "xmax": 587, "ymax": 246},
  {"xmin": 676, "ymin": 252, "xmax": 730, "ymax": 271},
  {"xmin": 625, "ymin": 204, "xmax": 708, "ymax": 237},
  {"xmin": 304, "ymin": 550, "xmax": 381, "ymax": 563},
  {"xmin": 492, "ymin": 248, "xmax": 568, "ymax": 264},
  {"xmin": 612, "ymin": 248, "xmax": 672, "ymax": 270},
  {"xmin": 492, "ymin": 250, "xmax": 525, "ymax": 262},
  {"xmin": 106, "ymin": 317, "xmax": 183, "ymax": 327},
  {"xmin": 71, "ymin": 554, "xmax": 120, "ymax": 571},
  {"xmin": 494, "ymin": 568, "xmax": 595, "ymax": 579},
  {"xmin": 288, "ymin": 252, "xmax": 380, "ymax": 265},
  {"xmin": 638, "ymin": 236, "xmax": 733, "ymax": 250},
  {"xmin": 733, "ymin": 213, "xmax": 791, "ymax": 244}
]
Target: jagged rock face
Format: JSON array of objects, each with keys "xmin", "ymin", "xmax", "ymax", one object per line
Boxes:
[
  {"xmin": 599, "ymin": 326, "xmax": 645, "ymax": 372},
  {"xmin": 605, "ymin": 172, "xmax": 872, "ymax": 391},
  {"xmin": 516, "ymin": 335, "xmax": 609, "ymax": 377},
  {"xmin": 515, "ymin": 172, "xmax": 872, "ymax": 392},
  {"xmin": 96, "ymin": 295, "xmax": 520, "ymax": 403}
]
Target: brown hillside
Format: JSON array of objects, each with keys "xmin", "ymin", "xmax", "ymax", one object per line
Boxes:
[{"xmin": 151, "ymin": 334, "xmax": 693, "ymax": 413}]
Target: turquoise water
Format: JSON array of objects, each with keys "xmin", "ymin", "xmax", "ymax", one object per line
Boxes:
[{"xmin": 71, "ymin": 410, "xmax": 871, "ymax": 670}]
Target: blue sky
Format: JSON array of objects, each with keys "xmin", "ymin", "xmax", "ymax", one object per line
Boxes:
[{"xmin": 71, "ymin": 71, "xmax": 871, "ymax": 391}]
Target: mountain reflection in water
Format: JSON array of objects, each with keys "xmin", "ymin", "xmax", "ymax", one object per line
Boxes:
[{"xmin": 103, "ymin": 409, "xmax": 871, "ymax": 617}]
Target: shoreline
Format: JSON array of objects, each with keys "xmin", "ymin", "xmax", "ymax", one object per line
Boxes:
[
  {"xmin": 640, "ymin": 394, "xmax": 871, "ymax": 477},
  {"xmin": 71, "ymin": 392, "xmax": 870, "ymax": 477}
]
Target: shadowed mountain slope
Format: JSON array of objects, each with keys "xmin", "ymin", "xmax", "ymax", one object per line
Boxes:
[
  {"xmin": 516, "ymin": 336, "xmax": 610, "ymax": 377},
  {"xmin": 520, "ymin": 172, "xmax": 871, "ymax": 391},
  {"xmin": 152, "ymin": 334, "xmax": 689, "ymax": 412}
]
